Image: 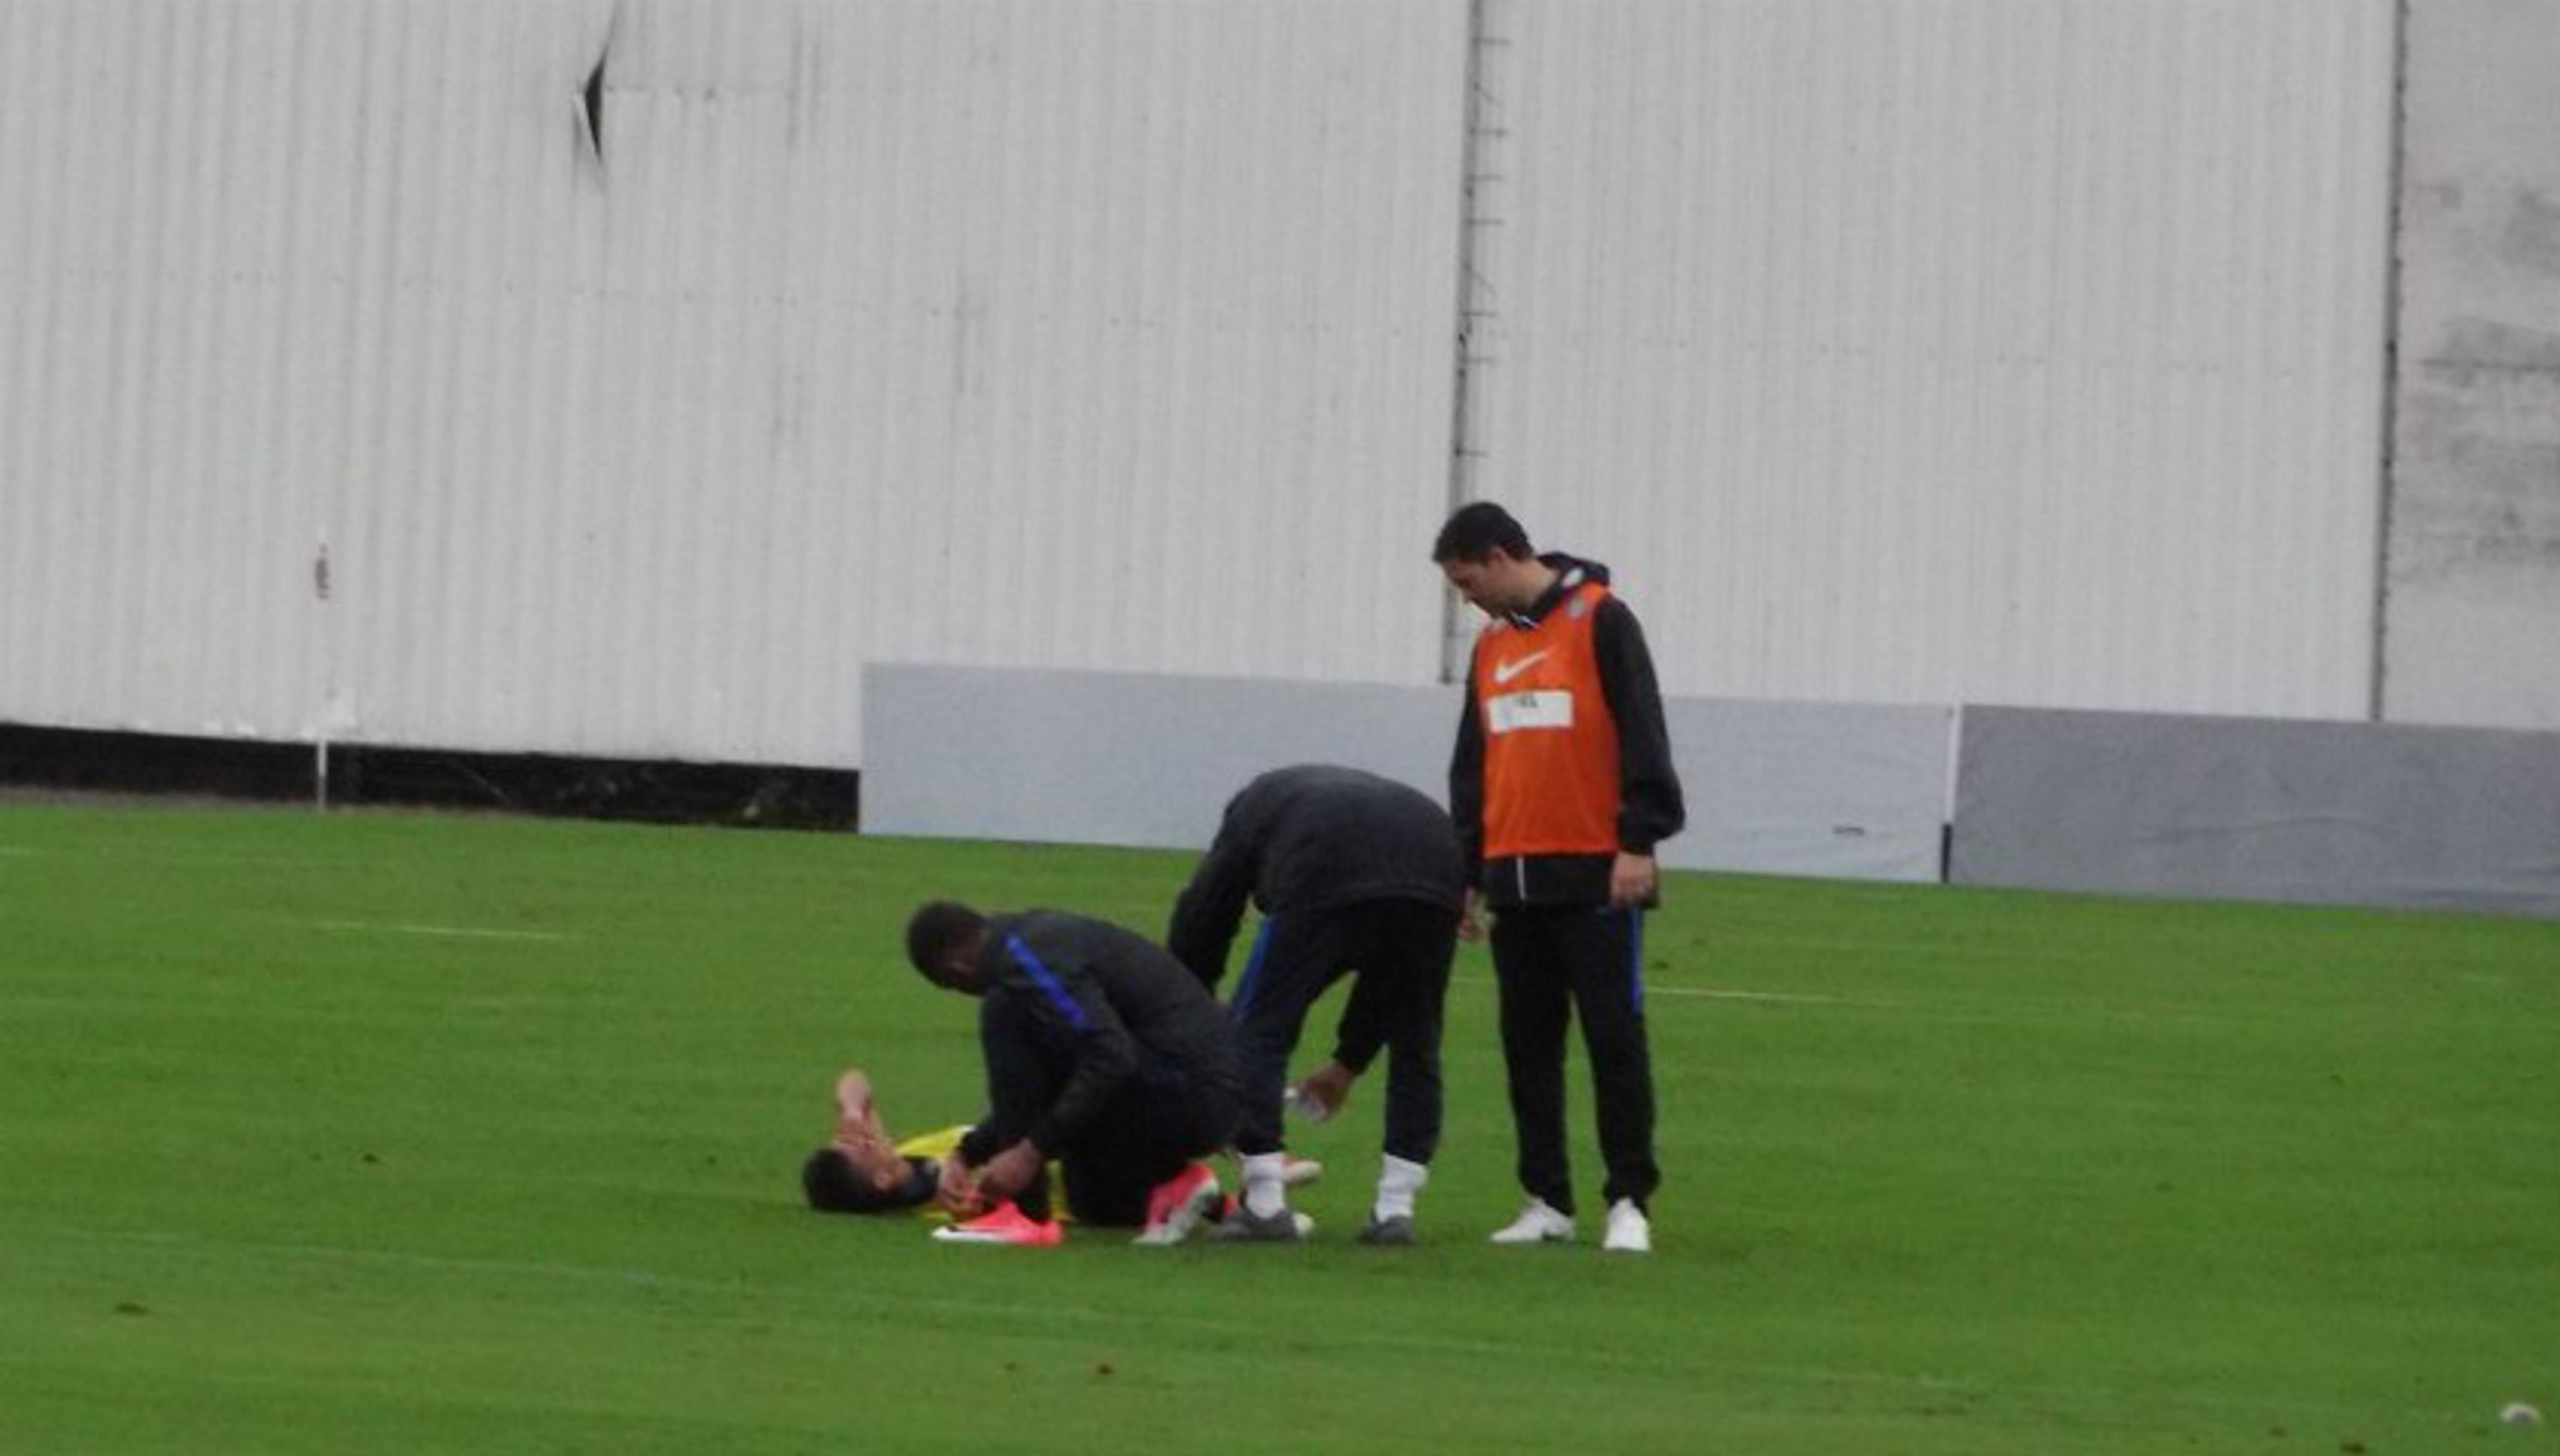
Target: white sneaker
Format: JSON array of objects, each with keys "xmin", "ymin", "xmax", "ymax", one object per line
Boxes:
[
  {"xmin": 1602, "ymin": 1198, "xmax": 1651, "ymax": 1254},
  {"xmin": 1487, "ymin": 1198, "xmax": 1575, "ymax": 1245}
]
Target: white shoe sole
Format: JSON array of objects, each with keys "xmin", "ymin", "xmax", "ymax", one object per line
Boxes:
[
  {"xmin": 1211, "ymin": 1209, "xmax": 1315, "ymax": 1242},
  {"xmin": 1488, "ymin": 1224, "xmax": 1575, "ymax": 1245},
  {"xmin": 931, "ymin": 1227, "xmax": 1055, "ymax": 1245}
]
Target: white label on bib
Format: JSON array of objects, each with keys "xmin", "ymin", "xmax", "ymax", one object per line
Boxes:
[{"xmin": 1486, "ymin": 689, "xmax": 1575, "ymax": 734}]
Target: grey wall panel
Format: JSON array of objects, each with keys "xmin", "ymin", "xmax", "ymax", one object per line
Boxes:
[
  {"xmin": 2383, "ymin": 0, "xmax": 2560, "ymax": 730},
  {"xmin": 1951, "ymin": 706, "xmax": 2560, "ymax": 917},
  {"xmin": 865, "ymin": 664, "xmax": 1951, "ymax": 882},
  {"xmin": 1668, "ymin": 699, "xmax": 1951, "ymax": 883},
  {"xmin": 861, "ymin": 664, "xmax": 1463, "ymax": 852}
]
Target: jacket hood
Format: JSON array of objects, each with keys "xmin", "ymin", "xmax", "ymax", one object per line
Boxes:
[
  {"xmin": 1540, "ymin": 551, "xmax": 1611, "ymax": 589},
  {"xmin": 1501, "ymin": 551, "xmax": 1611, "ymax": 626}
]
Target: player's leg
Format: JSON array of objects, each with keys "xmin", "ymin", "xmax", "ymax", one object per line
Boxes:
[
  {"xmin": 1563, "ymin": 905, "xmax": 1658, "ymax": 1250},
  {"xmin": 1490, "ymin": 909, "xmax": 1577, "ymax": 1236},
  {"xmin": 1069, "ymin": 1073, "xmax": 1239, "ymax": 1235},
  {"xmin": 1225, "ymin": 912, "xmax": 1348, "ymax": 1223},
  {"xmin": 1357, "ymin": 901, "xmax": 1458, "ymax": 1243},
  {"xmin": 1370, "ymin": 902, "xmax": 1457, "ymax": 1165}
]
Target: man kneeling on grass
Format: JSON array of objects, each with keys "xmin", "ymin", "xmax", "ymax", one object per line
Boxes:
[{"xmin": 899, "ymin": 901, "xmax": 1245, "ymax": 1246}]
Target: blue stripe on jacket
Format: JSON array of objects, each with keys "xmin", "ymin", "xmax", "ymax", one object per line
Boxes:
[
  {"xmin": 1227, "ymin": 918, "xmax": 1277, "ymax": 1023},
  {"xmin": 1005, "ymin": 935, "xmax": 1090, "ymax": 1030}
]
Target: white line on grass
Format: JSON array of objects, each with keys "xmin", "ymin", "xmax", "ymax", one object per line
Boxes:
[
  {"xmin": 1649, "ymin": 986, "xmax": 1874, "ymax": 1005},
  {"xmin": 1459, "ymin": 973, "xmax": 2283, "ymax": 1028},
  {"xmin": 1715, "ymin": 932, "xmax": 2133, "ymax": 966},
  {"xmin": 1454, "ymin": 972, "xmax": 1899, "ymax": 1010},
  {"xmin": 292, "ymin": 918, "xmax": 578, "ymax": 944}
]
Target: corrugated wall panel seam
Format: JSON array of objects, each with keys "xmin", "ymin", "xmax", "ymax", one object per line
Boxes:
[{"xmin": 0, "ymin": 0, "xmax": 27, "ymax": 698}]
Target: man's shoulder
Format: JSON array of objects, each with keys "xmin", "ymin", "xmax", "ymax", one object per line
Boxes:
[
  {"xmin": 995, "ymin": 910, "xmax": 1165, "ymax": 973},
  {"xmin": 991, "ymin": 907, "xmax": 1099, "ymax": 948},
  {"xmin": 1588, "ymin": 589, "xmax": 1655, "ymax": 641}
]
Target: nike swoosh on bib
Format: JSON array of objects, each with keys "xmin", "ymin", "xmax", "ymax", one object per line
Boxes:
[{"xmin": 1492, "ymin": 650, "xmax": 1552, "ymax": 685}]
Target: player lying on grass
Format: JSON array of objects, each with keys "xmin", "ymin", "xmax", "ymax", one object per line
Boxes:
[
  {"xmin": 798, "ymin": 1067, "xmax": 1315, "ymax": 1233},
  {"xmin": 903, "ymin": 901, "xmax": 1247, "ymax": 1246}
]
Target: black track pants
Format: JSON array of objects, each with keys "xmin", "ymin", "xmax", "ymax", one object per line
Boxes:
[
  {"xmin": 1031, "ymin": 1075, "xmax": 1239, "ymax": 1227},
  {"xmin": 1225, "ymin": 899, "xmax": 1457, "ymax": 1165},
  {"xmin": 1489, "ymin": 903, "xmax": 1658, "ymax": 1214}
]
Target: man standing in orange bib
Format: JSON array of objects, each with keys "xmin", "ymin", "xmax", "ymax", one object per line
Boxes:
[{"xmin": 1433, "ymin": 502, "xmax": 1685, "ymax": 1254}]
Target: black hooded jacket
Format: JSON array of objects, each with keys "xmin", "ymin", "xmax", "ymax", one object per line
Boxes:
[
  {"xmin": 1165, "ymin": 763, "xmax": 1467, "ymax": 989},
  {"xmin": 957, "ymin": 911, "xmax": 1239, "ymax": 1165},
  {"xmin": 1448, "ymin": 553, "xmax": 1686, "ymax": 908}
]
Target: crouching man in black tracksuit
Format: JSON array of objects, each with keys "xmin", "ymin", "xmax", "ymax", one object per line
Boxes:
[
  {"xmin": 1167, "ymin": 765, "xmax": 1467, "ymax": 1244},
  {"xmin": 905, "ymin": 903, "xmax": 1242, "ymax": 1246}
]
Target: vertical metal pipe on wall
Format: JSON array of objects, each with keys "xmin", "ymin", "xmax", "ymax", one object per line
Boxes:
[
  {"xmin": 2369, "ymin": 0, "xmax": 2413, "ymax": 724},
  {"xmin": 1440, "ymin": 0, "xmax": 1501, "ymax": 684}
]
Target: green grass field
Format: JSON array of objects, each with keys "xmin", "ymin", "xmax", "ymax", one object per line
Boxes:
[{"xmin": 3, "ymin": 802, "xmax": 2554, "ymax": 1455}]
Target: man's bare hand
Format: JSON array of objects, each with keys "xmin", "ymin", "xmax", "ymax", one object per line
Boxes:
[
  {"xmin": 977, "ymin": 1138, "xmax": 1044, "ymax": 1201},
  {"xmin": 935, "ymin": 1151, "xmax": 984, "ymax": 1217},
  {"xmin": 1608, "ymin": 852, "xmax": 1659, "ymax": 909},
  {"xmin": 1293, "ymin": 1059, "xmax": 1357, "ymax": 1121},
  {"xmin": 1458, "ymin": 887, "xmax": 1486, "ymax": 941}
]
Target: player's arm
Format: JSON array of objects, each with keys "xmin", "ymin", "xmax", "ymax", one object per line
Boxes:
[
  {"xmin": 1291, "ymin": 991, "xmax": 1375, "ymax": 1122},
  {"xmin": 1594, "ymin": 599, "xmax": 1684, "ymax": 906},
  {"xmin": 1448, "ymin": 671, "xmax": 1489, "ymax": 935},
  {"xmin": 1165, "ymin": 807, "xmax": 1257, "ymax": 989},
  {"xmin": 1448, "ymin": 670, "xmax": 1488, "ymax": 876},
  {"xmin": 1329, "ymin": 970, "xmax": 1389, "ymax": 1078},
  {"xmin": 831, "ymin": 1069, "xmax": 885, "ymax": 1143},
  {"xmin": 1025, "ymin": 968, "xmax": 1139, "ymax": 1155},
  {"xmin": 826, "ymin": 1067, "xmax": 916, "ymax": 1192},
  {"xmin": 957, "ymin": 1000, "xmax": 1044, "ymax": 1169},
  {"xmin": 957, "ymin": 1004, "xmax": 1055, "ymax": 1203}
]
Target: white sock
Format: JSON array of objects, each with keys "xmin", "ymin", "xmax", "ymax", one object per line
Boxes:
[
  {"xmin": 1241, "ymin": 1153, "xmax": 1289, "ymax": 1218},
  {"xmin": 1373, "ymin": 1153, "xmax": 1429, "ymax": 1221}
]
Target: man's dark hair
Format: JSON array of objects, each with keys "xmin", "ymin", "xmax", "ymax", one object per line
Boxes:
[
  {"xmin": 1433, "ymin": 501, "xmax": 1533, "ymax": 563},
  {"xmin": 801, "ymin": 1147, "xmax": 932, "ymax": 1214},
  {"xmin": 905, "ymin": 900, "xmax": 988, "ymax": 975}
]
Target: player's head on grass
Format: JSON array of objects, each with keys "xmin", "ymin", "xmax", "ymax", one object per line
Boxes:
[
  {"xmin": 904, "ymin": 900, "xmax": 990, "ymax": 993},
  {"xmin": 800, "ymin": 1147, "xmax": 923, "ymax": 1214}
]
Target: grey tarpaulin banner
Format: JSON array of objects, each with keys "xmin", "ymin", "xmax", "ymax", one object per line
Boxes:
[
  {"xmin": 1951, "ymin": 706, "xmax": 2560, "ymax": 917},
  {"xmin": 863, "ymin": 665, "xmax": 1953, "ymax": 883},
  {"xmin": 862, "ymin": 665, "xmax": 1463, "ymax": 852}
]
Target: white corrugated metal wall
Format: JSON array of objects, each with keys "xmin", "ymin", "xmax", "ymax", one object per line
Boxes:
[
  {"xmin": 1, "ymin": 0, "xmax": 2422, "ymax": 769},
  {"xmin": 0, "ymin": 0, "xmax": 1469, "ymax": 765},
  {"xmin": 1459, "ymin": 0, "xmax": 2399, "ymax": 717}
]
